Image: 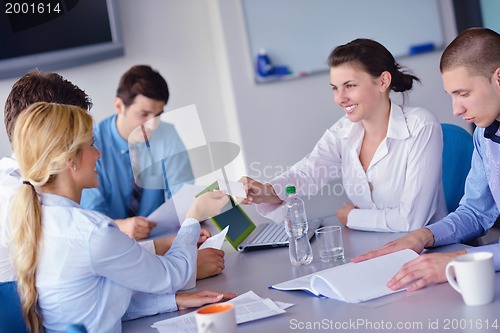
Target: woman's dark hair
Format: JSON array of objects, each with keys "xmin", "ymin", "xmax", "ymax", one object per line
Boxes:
[{"xmin": 327, "ymin": 39, "xmax": 420, "ymax": 93}]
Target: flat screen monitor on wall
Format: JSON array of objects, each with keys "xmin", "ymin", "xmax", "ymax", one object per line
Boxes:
[{"xmin": 0, "ymin": 0, "xmax": 124, "ymax": 80}]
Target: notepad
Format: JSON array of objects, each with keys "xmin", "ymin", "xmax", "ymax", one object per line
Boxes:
[{"xmin": 270, "ymin": 249, "xmax": 419, "ymax": 303}]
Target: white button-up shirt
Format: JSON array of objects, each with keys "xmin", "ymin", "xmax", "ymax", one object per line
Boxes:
[
  {"xmin": 0, "ymin": 155, "xmax": 21, "ymax": 282},
  {"xmin": 37, "ymin": 193, "xmax": 199, "ymax": 333},
  {"xmin": 258, "ymin": 103, "xmax": 447, "ymax": 232}
]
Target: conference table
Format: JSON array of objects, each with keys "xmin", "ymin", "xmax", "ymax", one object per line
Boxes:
[{"xmin": 123, "ymin": 212, "xmax": 500, "ymax": 333}]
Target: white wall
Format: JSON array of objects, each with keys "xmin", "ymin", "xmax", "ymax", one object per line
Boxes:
[
  {"xmin": 215, "ymin": 0, "xmax": 464, "ymax": 177},
  {"xmin": 212, "ymin": 0, "xmax": 464, "ymax": 216},
  {"xmin": 1, "ymin": 1, "xmax": 466, "ymax": 212}
]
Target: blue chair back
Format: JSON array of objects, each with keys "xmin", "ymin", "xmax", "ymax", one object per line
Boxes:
[
  {"xmin": 66, "ymin": 324, "xmax": 88, "ymax": 333},
  {"xmin": 441, "ymin": 124, "xmax": 474, "ymax": 212},
  {"xmin": 0, "ymin": 281, "xmax": 29, "ymax": 333}
]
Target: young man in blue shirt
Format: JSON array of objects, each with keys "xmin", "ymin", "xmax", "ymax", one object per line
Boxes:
[
  {"xmin": 80, "ymin": 65, "xmax": 225, "ymax": 280},
  {"xmin": 354, "ymin": 28, "xmax": 500, "ymax": 291}
]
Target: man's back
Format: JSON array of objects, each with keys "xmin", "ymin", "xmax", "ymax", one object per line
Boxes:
[{"xmin": 0, "ymin": 156, "xmax": 21, "ymax": 281}]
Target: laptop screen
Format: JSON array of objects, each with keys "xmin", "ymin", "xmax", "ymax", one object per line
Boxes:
[
  {"xmin": 196, "ymin": 182, "xmax": 257, "ymax": 250},
  {"xmin": 210, "ymin": 197, "xmax": 256, "ymax": 250}
]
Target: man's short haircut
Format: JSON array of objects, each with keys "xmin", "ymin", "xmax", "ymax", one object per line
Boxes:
[
  {"xmin": 440, "ymin": 27, "xmax": 500, "ymax": 78},
  {"xmin": 116, "ymin": 65, "xmax": 169, "ymax": 107},
  {"xmin": 4, "ymin": 69, "xmax": 92, "ymax": 143}
]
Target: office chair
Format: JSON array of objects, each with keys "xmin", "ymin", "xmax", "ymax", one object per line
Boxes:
[
  {"xmin": 0, "ymin": 281, "xmax": 29, "ymax": 333},
  {"xmin": 441, "ymin": 124, "xmax": 474, "ymax": 213},
  {"xmin": 66, "ymin": 324, "xmax": 88, "ymax": 333}
]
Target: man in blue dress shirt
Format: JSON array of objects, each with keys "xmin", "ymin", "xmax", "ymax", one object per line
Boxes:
[
  {"xmin": 353, "ymin": 28, "xmax": 500, "ymax": 291},
  {"xmin": 81, "ymin": 65, "xmax": 225, "ymax": 279}
]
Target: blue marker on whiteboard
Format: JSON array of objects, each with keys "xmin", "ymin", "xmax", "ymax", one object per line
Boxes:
[
  {"xmin": 409, "ymin": 42, "xmax": 435, "ymax": 55},
  {"xmin": 256, "ymin": 49, "xmax": 273, "ymax": 77}
]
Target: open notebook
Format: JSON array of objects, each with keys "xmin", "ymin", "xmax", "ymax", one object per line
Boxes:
[{"xmin": 270, "ymin": 249, "xmax": 419, "ymax": 303}]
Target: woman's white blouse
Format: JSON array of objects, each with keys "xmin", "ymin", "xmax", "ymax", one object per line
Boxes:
[
  {"xmin": 257, "ymin": 103, "xmax": 447, "ymax": 232},
  {"xmin": 37, "ymin": 193, "xmax": 200, "ymax": 333}
]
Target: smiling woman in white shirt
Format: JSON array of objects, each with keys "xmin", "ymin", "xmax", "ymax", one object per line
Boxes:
[
  {"xmin": 241, "ymin": 38, "xmax": 447, "ymax": 232},
  {"xmin": 10, "ymin": 102, "xmax": 234, "ymax": 333}
]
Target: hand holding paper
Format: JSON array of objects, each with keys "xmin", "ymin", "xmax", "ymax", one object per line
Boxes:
[
  {"xmin": 199, "ymin": 226, "xmax": 229, "ymax": 250},
  {"xmin": 217, "ymin": 179, "xmax": 247, "ymax": 198}
]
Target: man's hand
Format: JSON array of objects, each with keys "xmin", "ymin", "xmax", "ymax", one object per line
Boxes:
[
  {"xmin": 198, "ymin": 228, "xmax": 211, "ymax": 247},
  {"xmin": 387, "ymin": 250, "xmax": 466, "ymax": 291},
  {"xmin": 197, "ymin": 248, "xmax": 225, "ymax": 280},
  {"xmin": 175, "ymin": 290, "xmax": 237, "ymax": 310},
  {"xmin": 352, "ymin": 228, "xmax": 435, "ymax": 263},
  {"xmin": 115, "ymin": 216, "xmax": 156, "ymax": 240},
  {"xmin": 153, "ymin": 235, "xmax": 175, "ymax": 255},
  {"xmin": 238, "ymin": 176, "xmax": 282, "ymax": 205},
  {"xmin": 154, "ymin": 229, "xmax": 213, "ymax": 256}
]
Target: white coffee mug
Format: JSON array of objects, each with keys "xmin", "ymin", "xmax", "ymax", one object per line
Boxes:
[
  {"xmin": 195, "ymin": 303, "xmax": 237, "ymax": 333},
  {"xmin": 445, "ymin": 252, "xmax": 495, "ymax": 306}
]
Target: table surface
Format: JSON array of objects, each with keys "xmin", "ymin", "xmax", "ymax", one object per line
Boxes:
[{"xmin": 123, "ymin": 213, "xmax": 500, "ymax": 333}]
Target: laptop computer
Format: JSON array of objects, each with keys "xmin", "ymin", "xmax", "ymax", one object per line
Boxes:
[
  {"xmin": 197, "ymin": 182, "xmax": 322, "ymax": 251},
  {"xmin": 234, "ymin": 209, "xmax": 322, "ymax": 252}
]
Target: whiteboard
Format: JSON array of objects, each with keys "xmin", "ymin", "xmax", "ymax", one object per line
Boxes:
[{"xmin": 242, "ymin": 0, "xmax": 444, "ymax": 82}]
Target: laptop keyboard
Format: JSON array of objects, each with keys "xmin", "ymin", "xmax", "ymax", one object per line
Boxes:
[{"xmin": 250, "ymin": 222, "xmax": 288, "ymax": 244}]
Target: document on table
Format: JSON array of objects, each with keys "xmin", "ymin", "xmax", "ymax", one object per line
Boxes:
[
  {"xmin": 271, "ymin": 249, "xmax": 419, "ymax": 303},
  {"xmin": 151, "ymin": 291, "xmax": 293, "ymax": 333}
]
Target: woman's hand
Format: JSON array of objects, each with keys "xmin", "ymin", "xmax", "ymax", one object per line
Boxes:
[
  {"xmin": 238, "ymin": 176, "xmax": 282, "ymax": 205},
  {"xmin": 336, "ymin": 203, "xmax": 355, "ymax": 226},
  {"xmin": 175, "ymin": 290, "xmax": 237, "ymax": 310},
  {"xmin": 186, "ymin": 191, "xmax": 229, "ymax": 222}
]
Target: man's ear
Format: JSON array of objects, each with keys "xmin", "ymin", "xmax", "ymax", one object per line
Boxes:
[
  {"xmin": 114, "ymin": 97, "xmax": 125, "ymax": 115},
  {"xmin": 494, "ymin": 67, "xmax": 500, "ymax": 88},
  {"xmin": 379, "ymin": 71, "xmax": 392, "ymax": 92}
]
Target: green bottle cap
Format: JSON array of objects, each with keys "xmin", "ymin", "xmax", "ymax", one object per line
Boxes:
[{"xmin": 285, "ymin": 186, "xmax": 296, "ymax": 194}]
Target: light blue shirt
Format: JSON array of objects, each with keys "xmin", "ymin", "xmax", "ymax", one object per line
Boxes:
[
  {"xmin": 427, "ymin": 127, "xmax": 500, "ymax": 270},
  {"xmin": 37, "ymin": 193, "xmax": 200, "ymax": 333},
  {"xmin": 81, "ymin": 115, "xmax": 193, "ymax": 219}
]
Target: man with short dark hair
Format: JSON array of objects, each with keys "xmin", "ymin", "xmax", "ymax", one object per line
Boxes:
[
  {"xmin": 354, "ymin": 28, "xmax": 500, "ymax": 291},
  {"xmin": 0, "ymin": 70, "xmax": 92, "ymax": 281},
  {"xmin": 81, "ymin": 65, "xmax": 226, "ymax": 279}
]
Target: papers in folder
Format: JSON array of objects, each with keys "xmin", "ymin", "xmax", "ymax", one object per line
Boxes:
[{"xmin": 270, "ymin": 249, "xmax": 419, "ymax": 303}]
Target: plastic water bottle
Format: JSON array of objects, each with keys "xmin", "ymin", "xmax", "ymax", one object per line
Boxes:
[
  {"xmin": 282, "ymin": 186, "xmax": 313, "ymax": 266},
  {"xmin": 256, "ymin": 48, "xmax": 273, "ymax": 77}
]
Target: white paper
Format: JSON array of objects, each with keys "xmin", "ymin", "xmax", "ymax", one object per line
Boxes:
[
  {"xmin": 199, "ymin": 226, "xmax": 229, "ymax": 250},
  {"xmin": 151, "ymin": 291, "xmax": 291, "ymax": 333},
  {"xmin": 217, "ymin": 179, "xmax": 246, "ymax": 198},
  {"xmin": 271, "ymin": 249, "xmax": 419, "ymax": 303},
  {"xmin": 145, "ymin": 185, "xmax": 205, "ymax": 240}
]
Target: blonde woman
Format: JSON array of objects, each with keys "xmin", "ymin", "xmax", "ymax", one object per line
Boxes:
[{"xmin": 11, "ymin": 102, "xmax": 234, "ymax": 333}]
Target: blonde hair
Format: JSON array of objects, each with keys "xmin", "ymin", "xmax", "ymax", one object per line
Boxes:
[{"xmin": 11, "ymin": 102, "xmax": 93, "ymax": 332}]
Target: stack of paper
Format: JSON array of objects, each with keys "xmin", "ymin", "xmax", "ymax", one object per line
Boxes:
[{"xmin": 151, "ymin": 291, "xmax": 293, "ymax": 333}]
